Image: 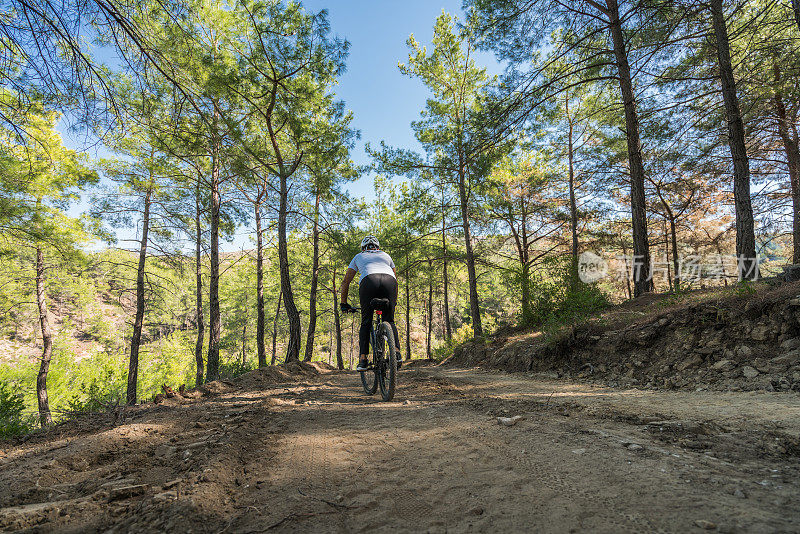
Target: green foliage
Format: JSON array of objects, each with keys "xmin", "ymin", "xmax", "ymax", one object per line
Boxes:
[
  {"xmin": 66, "ymin": 365, "xmax": 124, "ymax": 414},
  {"xmin": 735, "ymin": 281, "xmax": 757, "ymax": 298},
  {"xmin": 523, "ymin": 260, "xmax": 609, "ymax": 328},
  {"xmin": 0, "ymin": 381, "xmax": 33, "ymax": 438},
  {"xmin": 58, "ymin": 343, "xmax": 127, "ymax": 414},
  {"xmin": 0, "ymin": 329, "xmax": 206, "ymax": 419},
  {"xmin": 139, "ymin": 332, "xmax": 200, "ymax": 393},
  {"xmin": 85, "ymin": 310, "xmax": 117, "ymax": 350},
  {"xmin": 556, "ymin": 283, "xmax": 610, "ymax": 325},
  {"xmin": 218, "ymin": 360, "xmax": 256, "ymax": 380},
  {"xmin": 532, "ymin": 280, "xmax": 609, "ymax": 351},
  {"xmin": 432, "ymin": 324, "xmax": 474, "ymax": 360},
  {"xmin": 0, "ymin": 98, "xmax": 101, "ymax": 246},
  {"xmin": 655, "ymin": 292, "xmax": 688, "ymax": 310},
  {"xmin": 57, "ymin": 332, "xmax": 202, "ymax": 413}
]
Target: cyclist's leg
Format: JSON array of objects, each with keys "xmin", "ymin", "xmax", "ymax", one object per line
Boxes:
[
  {"xmin": 379, "ymin": 275, "xmax": 402, "ymax": 355},
  {"xmin": 358, "ymin": 275, "xmax": 378, "ymax": 363}
]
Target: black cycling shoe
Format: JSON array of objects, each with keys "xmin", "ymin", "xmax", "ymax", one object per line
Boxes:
[
  {"xmin": 395, "ymin": 350, "xmax": 402, "ymax": 368},
  {"xmin": 356, "ymin": 358, "xmax": 370, "ymax": 371}
]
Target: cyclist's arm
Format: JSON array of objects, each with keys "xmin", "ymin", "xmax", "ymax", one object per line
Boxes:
[{"xmin": 340, "ymin": 268, "xmax": 357, "ymax": 304}]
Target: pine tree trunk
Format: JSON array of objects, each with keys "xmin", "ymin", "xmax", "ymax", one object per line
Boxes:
[
  {"xmin": 620, "ymin": 239, "xmax": 633, "ymax": 300},
  {"xmin": 669, "ymin": 216, "xmax": 680, "ymax": 292},
  {"xmin": 127, "ymin": 186, "xmax": 151, "ymax": 405},
  {"xmin": 441, "ymin": 197, "xmax": 452, "ymax": 341},
  {"xmin": 328, "ymin": 320, "xmax": 333, "ymax": 365},
  {"xmin": 405, "ymin": 256, "xmax": 411, "ymax": 359},
  {"xmin": 194, "ymin": 183, "xmax": 204, "ymax": 386},
  {"xmin": 241, "ymin": 292, "xmax": 247, "ymax": 366},
  {"xmin": 457, "ymin": 170, "xmax": 482, "ymax": 336},
  {"xmin": 773, "ymin": 66, "xmax": 800, "ymax": 264},
  {"xmin": 521, "ymin": 261, "xmax": 532, "ymax": 322},
  {"xmin": 520, "ymin": 203, "xmax": 532, "ymax": 322},
  {"xmin": 568, "ymin": 134, "xmax": 579, "ymax": 283},
  {"xmin": 327, "ymin": 326, "xmax": 333, "ymax": 366},
  {"xmin": 304, "ymin": 191, "xmax": 321, "ymax": 362},
  {"xmin": 793, "ymin": 0, "xmax": 800, "ymax": 32},
  {"xmin": 271, "ymin": 290, "xmax": 282, "ymax": 365},
  {"xmin": 35, "ymin": 245, "xmax": 53, "ymax": 427},
  {"xmin": 427, "ymin": 259, "xmax": 433, "ymax": 359},
  {"xmin": 332, "ymin": 268, "xmax": 344, "ymax": 370},
  {"xmin": 567, "ymin": 97, "xmax": 580, "ymax": 287},
  {"xmin": 710, "ymin": 0, "xmax": 758, "ymax": 280},
  {"xmin": 607, "ymin": 0, "xmax": 652, "ymax": 296},
  {"xmin": 664, "ymin": 219, "xmax": 672, "ymax": 292},
  {"xmin": 278, "ymin": 173, "xmax": 302, "ymax": 362},
  {"xmin": 207, "ymin": 115, "xmax": 222, "ymax": 382},
  {"xmin": 255, "ymin": 201, "xmax": 266, "ymax": 367}
]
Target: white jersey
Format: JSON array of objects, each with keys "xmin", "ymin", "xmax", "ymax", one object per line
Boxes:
[{"xmin": 348, "ymin": 250, "xmax": 396, "ymax": 282}]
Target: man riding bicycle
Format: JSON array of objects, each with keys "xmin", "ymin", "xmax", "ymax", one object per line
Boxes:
[{"xmin": 340, "ymin": 235, "xmax": 402, "ymax": 371}]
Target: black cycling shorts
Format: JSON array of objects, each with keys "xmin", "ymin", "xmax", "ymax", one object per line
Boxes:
[{"xmin": 358, "ymin": 273, "xmax": 399, "ymax": 356}]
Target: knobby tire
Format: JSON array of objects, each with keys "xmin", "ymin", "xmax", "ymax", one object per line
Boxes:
[
  {"xmin": 360, "ymin": 352, "xmax": 378, "ymax": 395},
  {"xmin": 378, "ymin": 322, "xmax": 397, "ymax": 401}
]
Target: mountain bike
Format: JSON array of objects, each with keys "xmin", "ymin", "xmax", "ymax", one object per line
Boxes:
[{"xmin": 344, "ymin": 298, "xmax": 398, "ymax": 401}]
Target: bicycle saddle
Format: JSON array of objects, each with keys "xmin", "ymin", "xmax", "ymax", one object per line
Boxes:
[{"xmin": 370, "ymin": 298, "xmax": 391, "ymax": 312}]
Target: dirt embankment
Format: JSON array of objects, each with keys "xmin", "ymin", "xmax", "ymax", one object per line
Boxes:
[
  {"xmin": 0, "ymin": 360, "xmax": 334, "ymax": 533},
  {"xmin": 448, "ymin": 283, "xmax": 800, "ymax": 392}
]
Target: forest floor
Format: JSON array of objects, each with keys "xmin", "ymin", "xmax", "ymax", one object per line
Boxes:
[{"xmin": 1, "ymin": 362, "xmax": 799, "ymax": 533}]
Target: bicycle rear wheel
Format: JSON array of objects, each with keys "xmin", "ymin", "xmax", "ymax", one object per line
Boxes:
[{"xmin": 377, "ymin": 322, "xmax": 397, "ymax": 401}]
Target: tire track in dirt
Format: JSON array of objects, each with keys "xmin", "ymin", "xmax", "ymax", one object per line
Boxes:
[{"xmin": 223, "ymin": 368, "xmax": 800, "ymax": 533}]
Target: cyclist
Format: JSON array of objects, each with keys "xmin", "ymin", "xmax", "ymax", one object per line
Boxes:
[{"xmin": 340, "ymin": 235, "xmax": 402, "ymax": 371}]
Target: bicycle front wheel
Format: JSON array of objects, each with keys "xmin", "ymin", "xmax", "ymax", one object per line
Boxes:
[
  {"xmin": 377, "ymin": 322, "xmax": 397, "ymax": 401},
  {"xmin": 360, "ymin": 365, "xmax": 378, "ymax": 395}
]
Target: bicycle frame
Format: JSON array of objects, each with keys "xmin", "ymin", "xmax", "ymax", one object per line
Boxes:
[{"xmin": 370, "ymin": 309, "xmax": 385, "ymax": 361}]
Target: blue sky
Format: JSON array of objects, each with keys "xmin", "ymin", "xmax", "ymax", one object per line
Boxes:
[{"xmin": 301, "ymin": 0, "xmax": 500, "ymax": 199}]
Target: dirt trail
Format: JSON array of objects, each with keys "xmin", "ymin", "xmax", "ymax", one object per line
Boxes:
[{"xmin": 1, "ymin": 364, "xmax": 799, "ymax": 533}]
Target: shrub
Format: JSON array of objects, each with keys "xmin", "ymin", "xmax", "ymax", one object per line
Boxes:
[
  {"xmin": 523, "ymin": 259, "xmax": 610, "ymax": 328},
  {"xmin": 86, "ymin": 311, "xmax": 117, "ymax": 351},
  {"xmin": 140, "ymin": 331, "xmax": 199, "ymax": 391},
  {"xmin": 432, "ymin": 323, "xmax": 475, "ymax": 360},
  {"xmin": 65, "ymin": 365, "xmax": 124, "ymax": 414},
  {"xmin": 0, "ymin": 381, "xmax": 33, "ymax": 438},
  {"xmin": 218, "ymin": 359, "xmax": 256, "ymax": 380},
  {"xmin": 555, "ymin": 283, "xmax": 610, "ymax": 325},
  {"xmin": 735, "ymin": 280, "xmax": 757, "ymax": 297}
]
